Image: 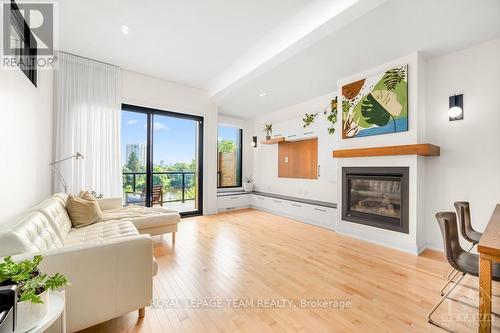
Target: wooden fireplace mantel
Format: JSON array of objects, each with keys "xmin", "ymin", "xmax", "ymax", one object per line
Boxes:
[{"xmin": 332, "ymin": 144, "xmax": 440, "ymax": 158}]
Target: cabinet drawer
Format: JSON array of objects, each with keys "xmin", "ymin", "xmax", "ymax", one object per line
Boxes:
[
  {"xmin": 251, "ymin": 195, "xmax": 285, "ymax": 211},
  {"xmin": 287, "ymin": 201, "xmax": 306, "ymax": 218},
  {"xmin": 269, "ymin": 198, "xmax": 284, "ymax": 211},
  {"xmin": 309, "ymin": 206, "xmax": 336, "ymax": 229},
  {"xmin": 286, "ymin": 201, "xmax": 336, "ymax": 229},
  {"xmin": 218, "ymin": 195, "xmax": 250, "ymax": 210},
  {"xmin": 251, "ymin": 195, "xmax": 268, "ymax": 209}
]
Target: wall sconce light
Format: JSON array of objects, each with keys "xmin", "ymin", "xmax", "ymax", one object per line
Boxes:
[
  {"xmin": 251, "ymin": 136, "xmax": 257, "ymax": 148},
  {"xmin": 448, "ymin": 94, "xmax": 463, "ymax": 121}
]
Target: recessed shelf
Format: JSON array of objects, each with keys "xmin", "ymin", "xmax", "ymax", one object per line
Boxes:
[{"xmin": 332, "ymin": 144, "xmax": 440, "ymax": 158}]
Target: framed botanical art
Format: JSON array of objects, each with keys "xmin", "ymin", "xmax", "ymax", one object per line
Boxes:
[{"xmin": 341, "ymin": 64, "xmax": 408, "ymax": 139}]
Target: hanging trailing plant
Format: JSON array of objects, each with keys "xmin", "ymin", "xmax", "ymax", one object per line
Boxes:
[
  {"xmin": 302, "ymin": 112, "xmax": 317, "ymax": 128},
  {"xmin": 323, "ymin": 96, "xmax": 338, "ymax": 135}
]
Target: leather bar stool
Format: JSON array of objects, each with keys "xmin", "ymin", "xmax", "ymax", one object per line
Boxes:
[
  {"xmin": 455, "ymin": 201, "xmax": 482, "ymax": 244},
  {"xmin": 441, "ymin": 202, "xmax": 484, "ymax": 296},
  {"xmin": 429, "ymin": 212, "xmax": 500, "ymax": 329}
]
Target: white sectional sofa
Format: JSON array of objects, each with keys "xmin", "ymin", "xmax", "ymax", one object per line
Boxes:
[{"xmin": 0, "ymin": 194, "xmax": 181, "ymax": 332}]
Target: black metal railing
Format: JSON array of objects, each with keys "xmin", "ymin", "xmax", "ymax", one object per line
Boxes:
[{"xmin": 122, "ymin": 171, "xmax": 196, "ymax": 205}]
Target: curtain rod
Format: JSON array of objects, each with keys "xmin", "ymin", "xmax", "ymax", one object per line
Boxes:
[{"xmin": 55, "ymin": 50, "xmax": 120, "ymax": 68}]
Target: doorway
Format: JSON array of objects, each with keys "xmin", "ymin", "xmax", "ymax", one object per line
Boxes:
[{"xmin": 121, "ymin": 104, "xmax": 203, "ymax": 216}]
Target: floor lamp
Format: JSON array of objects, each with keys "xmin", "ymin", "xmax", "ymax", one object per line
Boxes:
[{"xmin": 50, "ymin": 152, "xmax": 84, "ymax": 194}]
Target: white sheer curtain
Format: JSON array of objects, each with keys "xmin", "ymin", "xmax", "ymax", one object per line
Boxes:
[{"xmin": 53, "ymin": 52, "xmax": 122, "ymax": 197}]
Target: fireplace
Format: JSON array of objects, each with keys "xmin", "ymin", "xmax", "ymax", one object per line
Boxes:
[{"xmin": 342, "ymin": 167, "xmax": 409, "ymax": 234}]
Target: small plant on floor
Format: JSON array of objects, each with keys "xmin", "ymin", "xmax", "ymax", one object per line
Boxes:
[
  {"xmin": 0, "ymin": 255, "xmax": 68, "ymax": 303},
  {"xmin": 243, "ymin": 176, "xmax": 254, "ymax": 192},
  {"xmin": 263, "ymin": 124, "xmax": 273, "ymax": 139}
]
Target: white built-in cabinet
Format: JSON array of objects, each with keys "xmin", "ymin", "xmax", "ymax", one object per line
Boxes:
[
  {"xmin": 217, "ymin": 193, "xmax": 337, "ymax": 231},
  {"xmin": 272, "ymin": 117, "xmax": 318, "ymax": 141}
]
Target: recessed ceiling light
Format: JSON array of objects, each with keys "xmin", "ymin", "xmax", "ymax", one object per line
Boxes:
[
  {"xmin": 121, "ymin": 25, "xmax": 129, "ymax": 35},
  {"xmin": 259, "ymin": 92, "xmax": 267, "ymax": 97}
]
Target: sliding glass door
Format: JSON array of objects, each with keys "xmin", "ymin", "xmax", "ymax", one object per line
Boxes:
[{"xmin": 121, "ymin": 104, "xmax": 203, "ymax": 216}]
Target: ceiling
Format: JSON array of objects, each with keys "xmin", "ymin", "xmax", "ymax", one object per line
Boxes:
[
  {"xmin": 213, "ymin": 0, "xmax": 500, "ymax": 118},
  {"xmin": 59, "ymin": 0, "xmax": 500, "ymax": 119},
  {"xmin": 58, "ymin": 0, "xmax": 351, "ymax": 90}
]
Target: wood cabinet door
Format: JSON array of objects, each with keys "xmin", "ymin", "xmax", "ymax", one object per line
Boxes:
[{"xmin": 278, "ymin": 138, "xmax": 318, "ymax": 179}]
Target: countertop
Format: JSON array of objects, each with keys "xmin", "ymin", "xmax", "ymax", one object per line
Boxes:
[{"xmin": 217, "ymin": 190, "xmax": 337, "ymax": 209}]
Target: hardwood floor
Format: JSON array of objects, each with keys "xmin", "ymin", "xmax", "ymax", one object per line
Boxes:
[{"xmin": 79, "ymin": 209, "xmax": 497, "ymax": 333}]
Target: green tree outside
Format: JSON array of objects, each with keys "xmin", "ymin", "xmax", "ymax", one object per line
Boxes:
[
  {"xmin": 123, "ymin": 156, "xmax": 198, "ymax": 203},
  {"xmin": 218, "ymin": 139, "xmax": 236, "ymax": 153}
]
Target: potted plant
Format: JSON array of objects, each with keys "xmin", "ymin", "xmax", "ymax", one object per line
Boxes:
[
  {"xmin": 0, "ymin": 255, "xmax": 68, "ymax": 332},
  {"xmin": 243, "ymin": 176, "xmax": 254, "ymax": 192},
  {"xmin": 263, "ymin": 124, "xmax": 272, "ymax": 140}
]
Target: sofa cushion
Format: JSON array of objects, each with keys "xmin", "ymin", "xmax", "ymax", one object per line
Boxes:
[
  {"xmin": 0, "ymin": 211, "xmax": 64, "ymax": 257},
  {"xmin": 100, "ymin": 206, "xmax": 180, "ymax": 231},
  {"xmin": 65, "ymin": 220, "xmax": 139, "ymax": 246},
  {"xmin": 32, "ymin": 194, "xmax": 72, "ymax": 241},
  {"xmin": 66, "ymin": 195, "xmax": 103, "ymax": 229}
]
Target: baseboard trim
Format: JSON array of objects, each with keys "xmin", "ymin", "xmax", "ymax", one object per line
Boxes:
[{"xmin": 334, "ymin": 228, "xmax": 419, "ymax": 255}]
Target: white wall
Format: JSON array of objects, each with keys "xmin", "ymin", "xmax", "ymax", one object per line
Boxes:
[
  {"xmin": 424, "ymin": 38, "xmax": 500, "ymax": 250},
  {"xmin": 0, "ymin": 69, "xmax": 54, "ymax": 224},
  {"xmin": 122, "ymin": 70, "xmax": 219, "ymax": 214},
  {"xmin": 250, "ymin": 91, "xmax": 338, "ymax": 203}
]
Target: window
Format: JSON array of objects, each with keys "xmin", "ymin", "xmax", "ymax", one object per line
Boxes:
[{"xmin": 217, "ymin": 125, "xmax": 242, "ymax": 188}]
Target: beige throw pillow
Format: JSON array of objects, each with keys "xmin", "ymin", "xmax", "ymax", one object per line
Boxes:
[{"xmin": 67, "ymin": 194, "xmax": 103, "ymax": 228}]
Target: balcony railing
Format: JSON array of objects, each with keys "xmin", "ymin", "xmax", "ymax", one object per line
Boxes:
[{"xmin": 122, "ymin": 171, "xmax": 196, "ymax": 205}]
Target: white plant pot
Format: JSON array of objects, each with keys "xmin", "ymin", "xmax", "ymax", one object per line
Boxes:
[
  {"xmin": 243, "ymin": 183, "xmax": 254, "ymax": 192},
  {"xmin": 17, "ymin": 290, "xmax": 49, "ymax": 332}
]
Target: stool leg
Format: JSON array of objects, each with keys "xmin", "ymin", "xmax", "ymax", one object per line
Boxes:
[
  {"xmin": 441, "ymin": 270, "xmax": 461, "ymax": 296},
  {"xmin": 429, "ymin": 273, "xmax": 466, "ymax": 329},
  {"xmin": 446, "ymin": 267, "xmax": 455, "ymax": 280},
  {"xmin": 138, "ymin": 307, "xmax": 145, "ymax": 318},
  {"xmin": 172, "ymin": 232, "xmax": 176, "ymax": 244}
]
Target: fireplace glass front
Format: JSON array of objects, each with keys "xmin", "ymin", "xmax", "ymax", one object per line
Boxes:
[
  {"xmin": 349, "ymin": 178, "xmax": 401, "ymax": 218},
  {"xmin": 342, "ymin": 167, "xmax": 409, "ymax": 234}
]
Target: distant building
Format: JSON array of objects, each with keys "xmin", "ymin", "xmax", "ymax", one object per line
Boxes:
[
  {"xmin": 160, "ymin": 160, "xmax": 165, "ymax": 167},
  {"xmin": 126, "ymin": 143, "xmax": 146, "ymax": 166}
]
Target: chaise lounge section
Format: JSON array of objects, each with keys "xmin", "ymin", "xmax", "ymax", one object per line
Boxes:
[
  {"xmin": 0, "ymin": 193, "xmax": 180, "ymax": 332},
  {"xmin": 97, "ymin": 197, "xmax": 180, "ymax": 242}
]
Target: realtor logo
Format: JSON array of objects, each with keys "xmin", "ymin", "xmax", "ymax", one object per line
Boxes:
[
  {"xmin": 2, "ymin": 0, "xmax": 57, "ymax": 73},
  {"xmin": 3, "ymin": 1, "xmax": 54, "ymax": 55}
]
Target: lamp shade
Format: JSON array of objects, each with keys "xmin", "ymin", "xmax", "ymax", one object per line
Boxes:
[
  {"xmin": 448, "ymin": 94, "xmax": 463, "ymax": 121},
  {"xmin": 448, "ymin": 106, "xmax": 462, "ymax": 118}
]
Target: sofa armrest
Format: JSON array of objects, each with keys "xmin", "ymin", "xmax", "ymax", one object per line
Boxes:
[
  {"xmin": 97, "ymin": 197, "xmax": 123, "ymax": 210},
  {"xmin": 12, "ymin": 235, "xmax": 153, "ymax": 332}
]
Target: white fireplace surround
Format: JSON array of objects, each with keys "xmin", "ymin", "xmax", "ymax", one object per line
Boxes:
[{"xmin": 334, "ymin": 52, "xmax": 427, "ymax": 255}]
